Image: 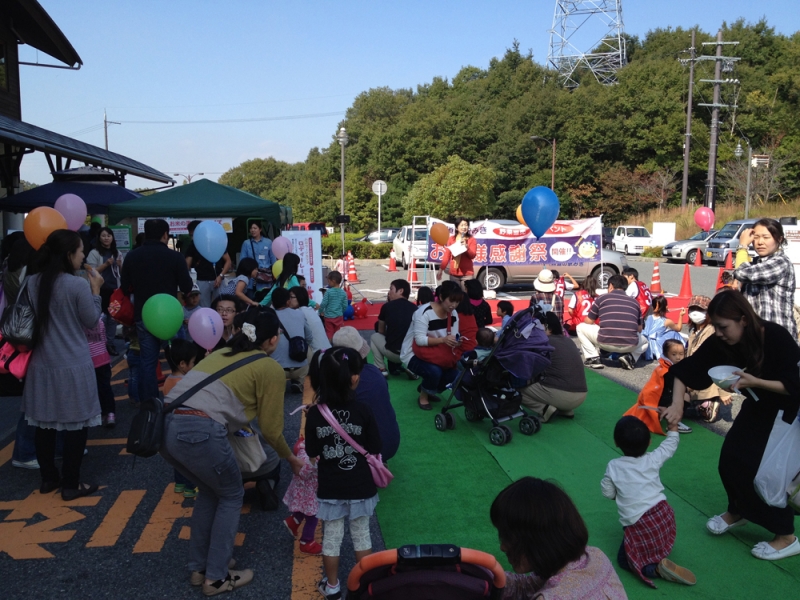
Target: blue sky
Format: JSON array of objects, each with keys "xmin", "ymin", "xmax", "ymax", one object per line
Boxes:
[{"xmin": 19, "ymin": 1, "xmax": 800, "ymax": 189}]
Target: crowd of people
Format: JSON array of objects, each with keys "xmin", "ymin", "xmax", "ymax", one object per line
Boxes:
[{"xmin": 2, "ymin": 215, "xmax": 799, "ymax": 598}]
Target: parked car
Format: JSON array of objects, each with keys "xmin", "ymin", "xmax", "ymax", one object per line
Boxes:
[
  {"xmin": 356, "ymin": 228, "xmax": 399, "ymax": 245},
  {"xmin": 662, "ymin": 230, "xmax": 717, "ymax": 264},
  {"xmin": 602, "ymin": 227, "xmax": 614, "ymax": 249},
  {"xmin": 612, "ymin": 226, "xmax": 653, "ymax": 255},
  {"xmin": 393, "ymin": 225, "xmax": 432, "ymax": 269},
  {"xmin": 705, "ymin": 219, "xmax": 758, "ymax": 265}
]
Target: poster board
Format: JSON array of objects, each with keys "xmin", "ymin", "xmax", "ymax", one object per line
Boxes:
[
  {"xmin": 282, "ymin": 230, "xmax": 324, "ymax": 306},
  {"xmin": 136, "ymin": 217, "xmax": 233, "ymax": 235},
  {"xmin": 110, "ymin": 225, "xmax": 132, "ymax": 253}
]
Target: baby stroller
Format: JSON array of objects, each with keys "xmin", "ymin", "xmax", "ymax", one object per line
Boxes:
[
  {"xmin": 346, "ymin": 544, "xmax": 505, "ymax": 599},
  {"xmin": 434, "ymin": 307, "xmax": 554, "ymax": 446}
]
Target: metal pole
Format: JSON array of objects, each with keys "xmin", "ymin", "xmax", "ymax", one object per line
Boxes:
[
  {"xmin": 550, "ymin": 138, "xmax": 556, "ymax": 190},
  {"xmin": 378, "ymin": 190, "xmax": 382, "ymax": 234},
  {"xmin": 340, "ymin": 137, "xmax": 346, "ymax": 255},
  {"xmin": 705, "ymin": 30, "xmax": 723, "ymax": 212},
  {"xmin": 681, "ymin": 30, "xmax": 696, "ymax": 208},
  {"xmin": 104, "ymin": 109, "xmax": 108, "ymax": 151},
  {"xmin": 745, "ymin": 144, "xmax": 752, "ymax": 219}
]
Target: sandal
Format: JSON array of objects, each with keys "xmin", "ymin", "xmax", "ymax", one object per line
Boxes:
[
  {"xmin": 61, "ymin": 482, "xmax": 99, "ymax": 501},
  {"xmin": 706, "ymin": 514, "xmax": 747, "ymax": 535}
]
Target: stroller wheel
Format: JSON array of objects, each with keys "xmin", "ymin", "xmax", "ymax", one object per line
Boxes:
[
  {"xmin": 434, "ymin": 413, "xmax": 447, "ymax": 432},
  {"xmin": 500, "ymin": 425, "xmax": 513, "ymax": 443},
  {"xmin": 489, "ymin": 427, "xmax": 508, "ymax": 446},
  {"xmin": 444, "ymin": 412, "xmax": 456, "ymax": 430},
  {"xmin": 519, "ymin": 416, "xmax": 541, "ymax": 436},
  {"xmin": 464, "ymin": 407, "xmax": 482, "ymax": 422}
]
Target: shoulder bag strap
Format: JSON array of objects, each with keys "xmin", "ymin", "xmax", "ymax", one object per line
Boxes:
[
  {"xmin": 162, "ymin": 353, "xmax": 269, "ymax": 414},
  {"xmin": 271, "ymin": 309, "xmax": 293, "ymax": 342},
  {"xmin": 249, "ymin": 239, "xmax": 257, "ymax": 261},
  {"xmin": 318, "ymin": 404, "xmax": 369, "ymax": 457}
]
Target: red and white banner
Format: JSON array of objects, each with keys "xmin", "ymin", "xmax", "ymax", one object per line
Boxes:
[{"xmin": 282, "ymin": 230, "xmax": 323, "ymax": 305}]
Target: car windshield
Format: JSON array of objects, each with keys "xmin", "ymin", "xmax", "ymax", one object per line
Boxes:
[
  {"xmin": 627, "ymin": 228, "xmax": 649, "ymax": 237},
  {"xmin": 689, "ymin": 232, "xmax": 707, "ymax": 241},
  {"xmin": 410, "ymin": 229, "xmax": 428, "ymax": 241},
  {"xmin": 715, "ymin": 224, "xmax": 742, "ymax": 239}
]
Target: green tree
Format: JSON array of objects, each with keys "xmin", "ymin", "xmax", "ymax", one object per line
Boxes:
[{"xmin": 404, "ymin": 155, "xmax": 495, "ymax": 220}]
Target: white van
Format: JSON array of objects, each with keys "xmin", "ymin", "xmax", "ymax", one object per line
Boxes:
[
  {"xmin": 612, "ymin": 226, "xmax": 653, "ymax": 255},
  {"xmin": 393, "ymin": 225, "xmax": 431, "ymax": 269}
]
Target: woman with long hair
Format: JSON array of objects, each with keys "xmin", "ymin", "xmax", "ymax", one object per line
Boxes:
[
  {"xmin": 22, "ymin": 229, "xmax": 104, "ymax": 501},
  {"xmin": 491, "ymin": 477, "xmax": 625, "ymax": 598},
  {"xmin": 436, "ymin": 217, "xmax": 477, "ymax": 291},
  {"xmin": 734, "ymin": 218, "xmax": 797, "ymax": 338},
  {"xmin": 259, "ymin": 252, "xmax": 301, "ymax": 308},
  {"xmin": 401, "ymin": 281, "xmax": 463, "ymax": 410},
  {"xmin": 160, "ymin": 308, "xmax": 303, "ymax": 593},
  {"xmin": 664, "ymin": 290, "xmax": 800, "ymax": 560},
  {"xmin": 85, "ymin": 226, "xmax": 122, "ymax": 355}
]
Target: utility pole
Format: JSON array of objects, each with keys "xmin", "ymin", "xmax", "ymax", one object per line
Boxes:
[
  {"xmin": 696, "ymin": 31, "xmax": 739, "ymax": 213},
  {"xmin": 679, "ymin": 30, "xmax": 696, "ymax": 208},
  {"xmin": 103, "ymin": 109, "xmax": 120, "ymax": 151}
]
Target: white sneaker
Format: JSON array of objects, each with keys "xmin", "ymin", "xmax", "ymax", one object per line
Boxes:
[
  {"xmin": 12, "ymin": 459, "xmax": 40, "ymax": 470},
  {"xmin": 678, "ymin": 422, "xmax": 693, "ymax": 434}
]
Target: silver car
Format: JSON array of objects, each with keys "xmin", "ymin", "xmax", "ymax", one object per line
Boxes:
[{"xmin": 661, "ymin": 230, "xmax": 717, "ymax": 264}]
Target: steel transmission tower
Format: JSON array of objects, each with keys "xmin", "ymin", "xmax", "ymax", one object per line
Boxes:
[{"xmin": 548, "ymin": 1, "xmax": 627, "ymax": 88}]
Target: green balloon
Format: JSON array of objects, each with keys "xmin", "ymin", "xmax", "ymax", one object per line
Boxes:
[{"xmin": 141, "ymin": 294, "xmax": 184, "ymax": 340}]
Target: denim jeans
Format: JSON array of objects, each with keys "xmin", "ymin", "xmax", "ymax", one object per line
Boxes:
[
  {"xmin": 407, "ymin": 356, "xmax": 458, "ymax": 396},
  {"xmin": 160, "ymin": 413, "xmax": 244, "ymax": 581},
  {"xmin": 136, "ymin": 320, "xmax": 162, "ymax": 401},
  {"xmin": 127, "ymin": 350, "xmax": 141, "ymax": 404},
  {"xmin": 13, "ymin": 412, "xmax": 37, "ymax": 463}
]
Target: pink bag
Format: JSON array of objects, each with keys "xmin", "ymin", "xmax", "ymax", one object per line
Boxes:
[
  {"xmin": 0, "ymin": 336, "xmax": 31, "ymax": 380},
  {"xmin": 318, "ymin": 404, "xmax": 393, "ymax": 488}
]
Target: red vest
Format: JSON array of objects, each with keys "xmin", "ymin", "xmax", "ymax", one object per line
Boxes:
[
  {"xmin": 634, "ymin": 281, "xmax": 652, "ymax": 317},
  {"xmin": 566, "ymin": 289, "xmax": 595, "ymax": 328},
  {"xmin": 554, "ymin": 277, "xmax": 566, "ymax": 299}
]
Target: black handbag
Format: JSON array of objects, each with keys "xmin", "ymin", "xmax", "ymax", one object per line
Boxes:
[
  {"xmin": 126, "ymin": 353, "xmax": 269, "ymax": 458},
  {"xmin": 274, "ymin": 313, "xmax": 309, "ymax": 362},
  {"xmin": 0, "ymin": 277, "xmax": 36, "ymax": 351}
]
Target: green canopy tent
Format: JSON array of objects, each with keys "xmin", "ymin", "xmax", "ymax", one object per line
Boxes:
[{"xmin": 108, "ymin": 179, "xmax": 284, "ymax": 230}]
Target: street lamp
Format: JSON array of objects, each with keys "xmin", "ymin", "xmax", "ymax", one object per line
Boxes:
[
  {"xmin": 336, "ymin": 127, "xmax": 349, "ymax": 254},
  {"xmin": 734, "ymin": 140, "xmax": 752, "ymax": 219},
  {"xmin": 530, "ymin": 136, "xmax": 556, "ymax": 190},
  {"xmin": 174, "ymin": 172, "xmax": 204, "ymax": 184}
]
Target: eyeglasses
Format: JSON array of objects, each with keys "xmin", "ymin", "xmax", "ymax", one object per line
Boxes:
[
  {"xmin": 216, "ymin": 308, "xmax": 236, "ymax": 315},
  {"xmin": 289, "ymin": 295, "xmax": 297, "ymax": 299}
]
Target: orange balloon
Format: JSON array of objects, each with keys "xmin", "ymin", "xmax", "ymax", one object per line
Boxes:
[
  {"xmin": 516, "ymin": 204, "xmax": 526, "ymax": 225},
  {"xmin": 24, "ymin": 207, "xmax": 68, "ymax": 250},
  {"xmin": 430, "ymin": 223, "xmax": 450, "ymax": 246}
]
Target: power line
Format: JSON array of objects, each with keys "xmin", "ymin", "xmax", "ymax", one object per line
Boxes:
[{"xmin": 118, "ymin": 111, "xmax": 346, "ymax": 125}]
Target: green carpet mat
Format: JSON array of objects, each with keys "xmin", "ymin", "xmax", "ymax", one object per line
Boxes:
[{"xmin": 376, "ymin": 368, "xmax": 800, "ymax": 598}]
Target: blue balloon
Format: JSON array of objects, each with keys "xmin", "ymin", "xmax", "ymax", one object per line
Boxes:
[
  {"xmin": 193, "ymin": 220, "xmax": 228, "ymax": 263},
  {"xmin": 521, "ymin": 186, "xmax": 560, "ymax": 238},
  {"xmin": 344, "ymin": 305, "xmax": 355, "ymax": 320}
]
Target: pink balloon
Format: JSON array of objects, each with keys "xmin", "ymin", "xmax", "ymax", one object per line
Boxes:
[
  {"xmin": 694, "ymin": 207, "xmax": 715, "ymax": 232},
  {"xmin": 53, "ymin": 194, "xmax": 87, "ymax": 231},
  {"xmin": 188, "ymin": 308, "xmax": 224, "ymax": 350},
  {"xmin": 272, "ymin": 236, "xmax": 292, "ymax": 259}
]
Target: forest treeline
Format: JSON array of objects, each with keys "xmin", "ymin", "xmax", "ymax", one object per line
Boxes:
[{"xmin": 219, "ymin": 19, "xmax": 800, "ymax": 230}]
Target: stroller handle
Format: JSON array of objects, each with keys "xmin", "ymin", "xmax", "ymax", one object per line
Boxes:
[{"xmin": 347, "ymin": 545, "xmax": 507, "ymax": 591}]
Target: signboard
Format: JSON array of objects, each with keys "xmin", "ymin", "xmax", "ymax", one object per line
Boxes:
[
  {"xmin": 110, "ymin": 225, "xmax": 132, "ymax": 253},
  {"xmin": 136, "ymin": 218, "xmax": 233, "ymax": 235},
  {"xmin": 427, "ymin": 217, "xmax": 604, "ymax": 269},
  {"xmin": 783, "ymin": 224, "xmax": 800, "ymax": 305},
  {"xmin": 282, "ymin": 230, "xmax": 323, "ymax": 305}
]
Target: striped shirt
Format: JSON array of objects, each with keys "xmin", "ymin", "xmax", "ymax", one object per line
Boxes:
[
  {"xmin": 587, "ymin": 290, "xmax": 642, "ymax": 348},
  {"xmin": 735, "ymin": 251, "xmax": 797, "ymax": 339},
  {"xmin": 400, "ymin": 303, "xmax": 460, "ymax": 365}
]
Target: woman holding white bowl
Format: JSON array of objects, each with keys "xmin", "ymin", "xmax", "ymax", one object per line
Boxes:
[{"xmin": 662, "ymin": 290, "xmax": 800, "ymax": 561}]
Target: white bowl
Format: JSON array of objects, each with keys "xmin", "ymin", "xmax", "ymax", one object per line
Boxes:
[{"xmin": 708, "ymin": 365, "xmax": 741, "ymax": 390}]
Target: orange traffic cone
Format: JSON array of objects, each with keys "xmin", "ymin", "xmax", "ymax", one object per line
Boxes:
[
  {"xmin": 693, "ymin": 247, "xmax": 703, "ymax": 267},
  {"xmin": 650, "ymin": 262, "xmax": 663, "ymax": 294},
  {"xmin": 678, "ymin": 263, "xmax": 693, "ymax": 298},
  {"xmin": 715, "ymin": 267, "xmax": 726, "ymax": 292},
  {"xmin": 408, "ymin": 258, "xmax": 419, "ymax": 283},
  {"xmin": 724, "ymin": 250, "xmax": 734, "ymax": 270},
  {"xmin": 347, "ymin": 252, "xmax": 359, "ymax": 283},
  {"xmin": 388, "ymin": 249, "xmax": 397, "ymax": 272}
]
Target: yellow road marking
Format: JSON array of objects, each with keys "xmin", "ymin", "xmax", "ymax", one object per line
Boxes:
[
  {"xmin": 86, "ymin": 438, "xmax": 128, "ymax": 446},
  {"xmin": 0, "ymin": 441, "xmax": 14, "ymax": 468},
  {"xmin": 86, "ymin": 490, "xmax": 146, "ymax": 548},
  {"xmin": 133, "ymin": 484, "xmax": 192, "ymax": 553},
  {"xmin": 111, "ymin": 359, "xmax": 127, "ymax": 377}
]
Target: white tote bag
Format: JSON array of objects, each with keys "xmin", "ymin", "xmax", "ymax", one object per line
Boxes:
[{"xmin": 754, "ymin": 410, "xmax": 800, "ymax": 508}]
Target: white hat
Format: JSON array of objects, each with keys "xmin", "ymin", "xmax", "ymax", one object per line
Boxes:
[
  {"xmin": 534, "ymin": 269, "xmax": 556, "ymax": 293},
  {"xmin": 332, "ymin": 327, "xmax": 370, "ymax": 359},
  {"xmin": 188, "ymin": 283, "xmax": 201, "ymax": 295}
]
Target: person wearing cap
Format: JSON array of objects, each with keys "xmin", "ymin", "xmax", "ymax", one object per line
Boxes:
[
  {"xmin": 332, "ymin": 327, "xmax": 400, "ymax": 461},
  {"xmin": 181, "ymin": 283, "xmax": 203, "ymax": 343},
  {"xmin": 576, "ymin": 274, "xmax": 647, "ymax": 370},
  {"xmin": 685, "ymin": 295, "xmax": 731, "ymax": 423},
  {"xmin": 530, "ymin": 269, "xmax": 564, "ymax": 323}
]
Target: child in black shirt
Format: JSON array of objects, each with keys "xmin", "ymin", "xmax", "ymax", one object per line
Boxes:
[{"xmin": 305, "ymin": 347, "xmax": 382, "ymax": 600}]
